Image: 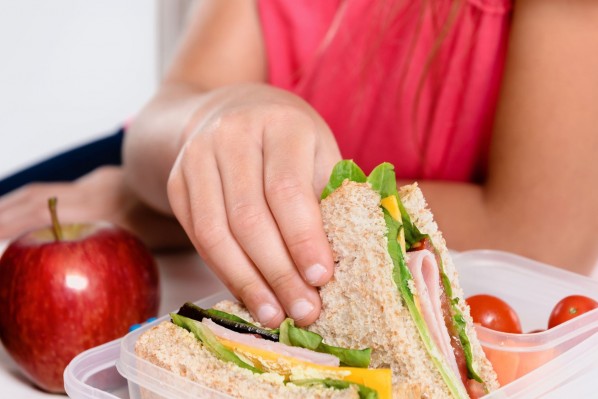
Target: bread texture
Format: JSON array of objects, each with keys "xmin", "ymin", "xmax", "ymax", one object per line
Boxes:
[
  {"xmin": 135, "ymin": 317, "xmax": 360, "ymax": 399},
  {"xmin": 134, "ymin": 178, "xmax": 497, "ymax": 398},
  {"xmin": 309, "ymin": 180, "xmax": 499, "ymax": 398}
]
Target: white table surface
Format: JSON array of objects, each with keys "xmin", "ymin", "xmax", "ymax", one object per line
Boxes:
[
  {"xmin": 2, "ymin": 241, "xmax": 596, "ymax": 398},
  {"xmin": 0, "ymin": 241, "xmax": 226, "ymax": 398}
]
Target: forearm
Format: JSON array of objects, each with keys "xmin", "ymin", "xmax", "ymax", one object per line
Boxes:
[
  {"xmin": 123, "ymin": 84, "xmax": 213, "ymax": 214},
  {"xmin": 412, "ymin": 181, "xmax": 597, "ymax": 277},
  {"xmin": 408, "ymin": 181, "xmax": 489, "ymax": 252},
  {"xmin": 410, "ymin": 182, "xmax": 538, "ymax": 264},
  {"xmin": 410, "ymin": 0, "xmax": 598, "ymax": 277},
  {"xmin": 123, "ymin": 0, "xmax": 266, "ymax": 215}
]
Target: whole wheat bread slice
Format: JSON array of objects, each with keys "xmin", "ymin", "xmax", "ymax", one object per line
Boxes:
[{"xmin": 307, "ymin": 180, "xmax": 499, "ymax": 398}]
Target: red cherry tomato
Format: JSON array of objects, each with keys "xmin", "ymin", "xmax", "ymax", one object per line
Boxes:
[
  {"xmin": 547, "ymin": 295, "xmax": 598, "ymax": 329},
  {"xmin": 466, "ymin": 294, "xmax": 522, "ymax": 334}
]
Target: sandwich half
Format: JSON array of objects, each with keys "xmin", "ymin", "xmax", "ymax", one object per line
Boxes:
[
  {"xmin": 313, "ymin": 160, "xmax": 499, "ymax": 398},
  {"xmin": 134, "ymin": 160, "xmax": 498, "ymax": 398}
]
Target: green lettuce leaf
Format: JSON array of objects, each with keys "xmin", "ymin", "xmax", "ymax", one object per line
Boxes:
[
  {"xmin": 366, "ymin": 160, "xmax": 482, "ymax": 384},
  {"xmin": 453, "ymin": 309, "xmax": 483, "ymax": 382},
  {"xmin": 397, "ymin": 200, "xmax": 428, "ymax": 249},
  {"xmin": 426, "ymin": 243, "xmax": 482, "ymax": 383},
  {"xmin": 367, "ymin": 162, "xmax": 426, "ymax": 249},
  {"xmin": 366, "ymin": 162, "xmax": 397, "ymax": 199},
  {"xmin": 279, "ymin": 318, "xmax": 322, "ymax": 349},
  {"xmin": 280, "ymin": 319, "xmax": 371, "ymax": 368},
  {"xmin": 170, "ymin": 313, "xmax": 262, "ymax": 373},
  {"xmin": 383, "ymin": 207, "xmax": 469, "ymax": 398},
  {"xmin": 321, "ymin": 160, "xmax": 367, "ymax": 200}
]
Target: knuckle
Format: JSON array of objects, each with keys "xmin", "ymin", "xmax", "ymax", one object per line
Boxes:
[
  {"xmin": 214, "ymin": 108, "xmax": 255, "ymax": 136},
  {"xmin": 265, "ymin": 102, "xmax": 297, "ymax": 117},
  {"xmin": 166, "ymin": 171, "xmax": 181, "ymax": 200},
  {"xmin": 166, "ymin": 173, "xmax": 187, "ymax": 220},
  {"xmin": 267, "ymin": 269, "xmax": 296, "ymax": 293},
  {"xmin": 266, "ymin": 105, "xmax": 317, "ymax": 134},
  {"xmin": 192, "ymin": 216, "xmax": 229, "ymax": 253},
  {"xmin": 221, "ymin": 107, "xmax": 251, "ymax": 127},
  {"xmin": 265, "ymin": 173, "xmax": 304, "ymax": 203},
  {"xmin": 285, "ymin": 230, "xmax": 316, "ymax": 255},
  {"xmin": 235, "ymin": 279, "xmax": 266, "ymax": 306},
  {"xmin": 179, "ymin": 137, "xmax": 204, "ymax": 162},
  {"xmin": 267, "ymin": 102, "xmax": 305, "ymax": 121},
  {"xmin": 228, "ymin": 201, "xmax": 269, "ymax": 236}
]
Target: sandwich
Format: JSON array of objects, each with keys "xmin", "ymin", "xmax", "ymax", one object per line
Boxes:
[{"xmin": 135, "ymin": 160, "xmax": 499, "ymax": 398}]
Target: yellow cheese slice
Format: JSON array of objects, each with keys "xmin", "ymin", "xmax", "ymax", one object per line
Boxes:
[
  {"xmin": 381, "ymin": 195, "xmax": 406, "ymax": 255},
  {"xmin": 217, "ymin": 337, "xmax": 392, "ymax": 398},
  {"xmin": 380, "ymin": 195, "xmax": 400, "ymax": 222}
]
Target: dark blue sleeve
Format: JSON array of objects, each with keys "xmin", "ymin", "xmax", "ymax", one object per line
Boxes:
[{"xmin": 0, "ymin": 127, "xmax": 124, "ymax": 196}]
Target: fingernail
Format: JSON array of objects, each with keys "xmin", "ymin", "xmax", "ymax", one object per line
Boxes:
[
  {"xmin": 290, "ymin": 299, "xmax": 315, "ymax": 321},
  {"xmin": 305, "ymin": 263, "xmax": 327, "ymax": 285},
  {"xmin": 256, "ymin": 303, "xmax": 279, "ymax": 325}
]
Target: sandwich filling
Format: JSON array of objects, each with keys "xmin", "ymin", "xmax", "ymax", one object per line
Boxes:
[
  {"xmin": 170, "ymin": 304, "xmax": 391, "ymax": 398},
  {"xmin": 322, "ymin": 161, "xmax": 486, "ymax": 399}
]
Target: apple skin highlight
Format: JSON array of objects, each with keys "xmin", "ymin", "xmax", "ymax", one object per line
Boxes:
[{"xmin": 0, "ymin": 222, "xmax": 160, "ymax": 393}]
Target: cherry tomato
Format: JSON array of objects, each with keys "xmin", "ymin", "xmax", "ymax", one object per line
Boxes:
[
  {"xmin": 466, "ymin": 294, "xmax": 522, "ymax": 334},
  {"xmin": 547, "ymin": 295, "xmax": 598, "ymax": 329}
]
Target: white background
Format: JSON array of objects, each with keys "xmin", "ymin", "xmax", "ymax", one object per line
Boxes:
[
  {"xmin": 0, "ymin": 2, "xmax": 158, "ymax": 393},
  {"xmin": 0, "ymin": 3, "xmax": 197, "ymax": 395},
  {"xmin": 0, "ymin": 0, "xmax": 159, "ymax": 179}
]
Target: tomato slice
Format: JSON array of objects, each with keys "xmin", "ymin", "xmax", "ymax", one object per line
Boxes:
[
  {"xmin": 547, "ymin": 295, "xmax": 598, "ymax": 329},
  {"xmin": 466, "ymin": 294, "xmax": 522, "ymax": 334}
]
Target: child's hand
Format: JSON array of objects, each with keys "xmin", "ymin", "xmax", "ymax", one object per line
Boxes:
[
  {"xmin": 0, "ymin": 166, "xmax": 188, "ymax": 250},
  {"xmin": 166, "ymin": 84, "xmax": 342, "ymax": 327}
]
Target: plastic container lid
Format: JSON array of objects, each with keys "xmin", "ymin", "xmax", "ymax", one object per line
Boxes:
[
  {"xmin": 116, "ymin": 291, "xmax": 234, "ymax": 399},
  {"xmin": 63, "ymin": 338, "xmax": 128, "ymax": 399},
  {"xmin": 454, "ymin": 250, "xmax": 598, "ymax": 391},
  {"xmin": 64, "ymin": 250, "xmax": 598, "ymax": 398}
]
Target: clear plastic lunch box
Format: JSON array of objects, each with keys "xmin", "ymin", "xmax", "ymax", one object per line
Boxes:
[{"xmin": 64, "ymin": 250, "xmax": 598, "ymax": 399}]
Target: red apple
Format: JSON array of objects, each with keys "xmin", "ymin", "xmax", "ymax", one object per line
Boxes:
[{"xmin": 0, "ymin": 198, "xmax": 159, "ymax": 393}]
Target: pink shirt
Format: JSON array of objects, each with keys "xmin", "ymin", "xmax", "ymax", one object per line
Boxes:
[{"xmin": 258, "ymin": 0, "xmax": 512, "ymax": 181}]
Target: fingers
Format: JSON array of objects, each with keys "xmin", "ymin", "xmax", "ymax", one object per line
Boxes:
[
  {"xmin": 214, "ymin": 125, "xmax": 323, "ymax": 326},
  {"xmin": 0, "ymin": 183, "xmax": 73, "ymax": 240},
  {"xmin": 166, "ymin": 94, "xmax": 341, "ymax": 328},
  {"xmin": 263, "ymin": 122, "xmax": 335, "ymax": 288},
  {"xmin": 168, "ymin": 137, "xmax": 287, "ymax": 327},
  {"xmin": 0, "ymin": 183, "xmax": 110, "ymax": 241}
]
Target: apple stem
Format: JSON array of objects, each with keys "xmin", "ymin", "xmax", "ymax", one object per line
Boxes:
[{"xmin": 48, "ymin": 197, "xmax": 64, "ymax": 241}]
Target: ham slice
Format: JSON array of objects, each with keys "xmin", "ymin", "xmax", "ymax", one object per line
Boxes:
[
  {"xmin": 406, "ymin": 250, "xmax": 462, "ymax": 382},
  {"xmin": 202, "ymin": 318, "xmax": 340, "ymax": 367}
]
